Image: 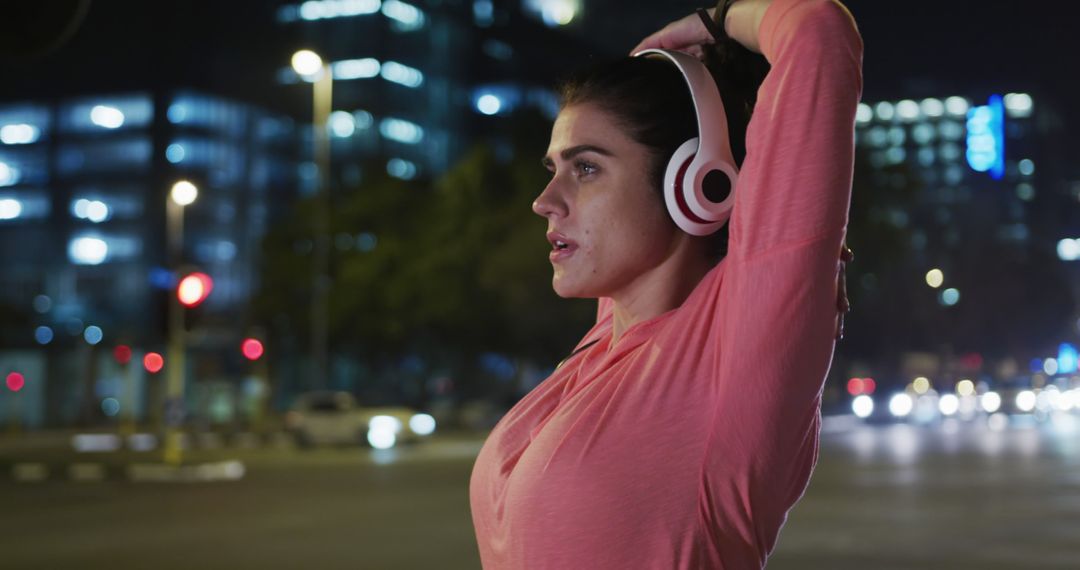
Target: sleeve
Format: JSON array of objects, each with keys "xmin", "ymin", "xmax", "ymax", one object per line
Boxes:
[
  {"xmin": 727, "ymin": 0, "xmax": 863, "ymax": 259},
  {"xmin": 702, "ymin": 0, "xmax": 863, "ymax": 560}
]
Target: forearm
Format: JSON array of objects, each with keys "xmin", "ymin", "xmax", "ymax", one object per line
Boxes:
[{"xmin": 719, "ymin": 0, "xmax": 773, "ymax": 54}]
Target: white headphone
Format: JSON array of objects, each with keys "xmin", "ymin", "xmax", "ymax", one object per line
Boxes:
[{"xmin": 633, "ymin": 48, "xmax": 739, "ymax": 236}]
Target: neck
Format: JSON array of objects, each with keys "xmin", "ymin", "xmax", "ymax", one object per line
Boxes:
[{"xmin": 609, "ymin": 245, "xmax": 713, "ymax": 344}]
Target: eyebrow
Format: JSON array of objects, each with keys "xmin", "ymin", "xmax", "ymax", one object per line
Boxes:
[{"xmin": 541, "ymin": 144, "xmax": 615, "ymax": 168}]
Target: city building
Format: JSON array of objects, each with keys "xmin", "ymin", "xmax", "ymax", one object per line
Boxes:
[{"xmin": 0, "ymin": 91, "xmax": 299, "ymax": 426}]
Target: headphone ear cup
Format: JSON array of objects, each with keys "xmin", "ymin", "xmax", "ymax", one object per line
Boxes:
[{"xmin": 664, "ymin": 139, "xmax": 728, "ymax": 236}]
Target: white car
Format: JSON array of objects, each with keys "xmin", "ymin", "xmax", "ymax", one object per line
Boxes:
[{"xmin": 285, "ymin": 391, "xmax": 436, "ymax": 449}]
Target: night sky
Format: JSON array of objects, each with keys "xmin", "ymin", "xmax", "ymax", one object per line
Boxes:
[{"xmin": 2, "ymin": 0, "xmax": 1079, "ymax": 150}]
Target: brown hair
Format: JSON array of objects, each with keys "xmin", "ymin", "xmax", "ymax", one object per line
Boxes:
[{"xmin": 555, "ymin": 41, "xmax": 769, "ymax": 260}]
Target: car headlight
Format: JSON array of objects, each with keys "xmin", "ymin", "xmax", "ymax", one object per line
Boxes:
[
  {"xmin": 369, "ymin": 415, "xmax": 403, "ymax": 434},
  {"xmin": 409, "ymin": 413, "xmax": 436, "ymax": 435}
]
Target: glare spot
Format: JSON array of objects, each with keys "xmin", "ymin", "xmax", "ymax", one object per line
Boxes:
[
  {"xmin": 1018, "ymin": 159, "xmax": 1035, "ymax": 176},
  {"xmin": 888, "ymin": 393, "xmax": 913, "ymax": 417},
  {"xmin": 1015, "ymin": 390, "xmax": 1036, "ymax": 412},
  {"xmin": 382, "ymin": 0, "xmax": 425, "ymax": 29},
  {"xmin": 90, "ymin": 105, "xmax": 125, "ymax": 129},
  {"xmin": 945, "ymin": 96, "xmax": 969, "ymax": 116},
  {"xmin": 940, "ymin": 288, "xmax": 960, "ymax": 306},
  {"xmin": 101, "ymin": 398, "xmax": 121, "ymax": 417},
  {"xmin": 896, "ymin": 99, "xmax": 920, "ymax": 120},
  {"xmin": 980, "ymin": 391, "xmax": 1002, "ymax": 413},
  {"xmin": 291, "ymin": 49, "xmax": 324, "ymax": 78},
  {"xmin": 69, "ymin": 237, "xmax": 108, "ymax": 265},
  {"xmin": 855, "ymin": 103, "xmax": 872, "ymax": 124},
  {"xmin": 34, "ymin": 326, "xmax": 54, "ymax": 345},
  {"xmin": 912, "ymin": 377, "xmax": 930, "ymax": 394},
  {"xmin": 920, "ymin": 98, "xmax": 944, "ymax": 117},
  {"xmin": 166, "ymin": 143, "xmax": 186, "ymax": 163},
  {"xmin": 955, "ymin": 379, "xmax": 975, "ymax": 396},
  {"xmin": 852, "ymin": 395, "xmax": 874, "ymax": 418},
  {"xmin": 329, "ymin": 110, "xmax": 356, "ymax": 138},
  {"xmin": 386, "ymin": 158, "xmax": 417, "ymax": 179},
  {"xmin": 83, "ymin": 325, "xmax": 104, "ymax": 345},
  {"xmin": 0, "ymin": 161, "xmax": 21, "ymax": 186},
  {"xmin": 379, "ymin": 117, "xmax": 423, "ymax": 144},
  {"xmin": 368, "ymin": 429, "xmax": 396, "ymax": 450},
  {"xmin": 938, "ymin": 393, "xmax": 959, "ymax": 416},
  {"xmin": 1043, "ymin": 358, "xmax": 1058, "ymax": 376},
  {"xmin": 85, "ymin": 200, "xmax": 109, "ymax": 223},
  {"xmin": 0, "ymin": 123, "xmax": 40, "ymax": 145},
  {"xmin": 369, "ymin": 415, "xmax": 402, "ymax": 434},
  {"xmin": 0, "ymin": 198, "xmax": 22, "ymax": 220},
  {"xmin": 1003, "ymin": 92, "xmax": 1033, "ymax": 117},
  {"xmin": 332, "ymin": 58, "xmax": 380, "ymax": 80},
  {"xmin": 925, "ymin": 268, "xmax": 944, "ymax": 288},
  {"xmin": 409, "ymin": 413, "xmax": 436, "ymax": 435},
  {"xmin": 874, "ymin": 101, "xmax": 895, "ymax": 121},
  {"xmin": 170, "ymin": 180, "xmax": 198, "ymax": 206},
  {"xmin": 1058, "ymin": 239, "xmax": 1080, "ymax": 262},
  {"xmin": 476, "ymin": 94, "xmax": 502, "ymax": 116},
  {"xmin": 380, "ymin": 61, "xmax": 423, "ymax": 87}
]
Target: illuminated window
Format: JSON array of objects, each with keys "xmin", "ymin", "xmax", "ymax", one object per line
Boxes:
[
  {"xmin": 0, "ymin": 151, "xmax": 47, "ymax": 186},
  {"xmin": 0, "ymin": 105, "xmax": 50, "ymax": 145},
  {"xmin": 382, "ymin": 0, "xmax": 425, "ymax": 31},
  {"xmin": 474, "ymin": 0, "xmax": 494, "ymax": 26},
  {"xmin": 298, "ymin": 0, "xmax": 381, "ymax": 20},
  {"xmin": 60, "ymin": 95, "xmax": 153, "ymax": 133},
  {"xmin": 379, "ymin": 118, "xmax": 423, "ymax": 144},
  {"xmin": 522, "ymin": 0, "xmax": 579, "ymax": 26},
  {"xmin": 380, "ymin": 61, "xmax": 423, "ymax": 88},
  {"xmin": 387, "ymin": 158, "xmax": 417, "ymax": 179},
  {"xmin": 0, "ymin": 192, "xmax": 48, "ymax": 221},
  {"xmin": 332, "ymin": 58, "xmax": 380, "ymax": 80},
  {"xmin": 1003, "ymin": 93, "xmax": 1033, "ymax": 118}
]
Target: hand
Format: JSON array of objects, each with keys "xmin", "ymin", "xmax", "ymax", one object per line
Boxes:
[{"xmin": 629, "ymin": 8, "xmax": 717, "ymax": 60}]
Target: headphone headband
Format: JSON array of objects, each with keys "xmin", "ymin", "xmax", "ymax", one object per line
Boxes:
[{"xmin": 632, "ymin": 48, "xmax": 739, "ymax": 236}]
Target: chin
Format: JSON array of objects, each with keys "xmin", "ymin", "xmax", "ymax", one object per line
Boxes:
[{"xmin": 551, "ymin": 274, "xmax": 600, "ymax": 299}]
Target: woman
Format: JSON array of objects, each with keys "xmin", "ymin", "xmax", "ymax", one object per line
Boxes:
[{"xmin": 470, "ymin": 0, "xmax": 862, "ymax": 567}]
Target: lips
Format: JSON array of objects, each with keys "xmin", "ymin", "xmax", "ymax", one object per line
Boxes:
[{"xmin": 546, "ymin": 231, "xmax": 578, "ymax": 262}]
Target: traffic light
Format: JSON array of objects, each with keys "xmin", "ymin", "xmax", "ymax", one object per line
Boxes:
[
  {"xmin": 143, "ymin": 352, "xmax": 164, "ymax": 373},
  {"xmin": 114, "ymin": 345, "xmax": 133, "ymax": 364},
  {"xmin": 5, "ymin": 372, "xmax": 24, "ymax": 392},
  {"xmin": 241, "ymin": 338, "xmax": 264, "ymax": 361},
  {"xmin": 177, "ymin": 272, "xmax": 213, "ymax": 308}
]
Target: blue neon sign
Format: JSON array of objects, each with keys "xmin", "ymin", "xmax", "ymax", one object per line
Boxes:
[
  {"xmin": 1059, "ymin": 343, "xmax": 1078, "ymax": 375},
  {"xmin": 965, "ymin": 94, "xmax": 1005, "ymax": 180}
]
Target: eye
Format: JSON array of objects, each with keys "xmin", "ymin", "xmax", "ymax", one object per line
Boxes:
[{"xmin": 574, "ymin": 160, "xmax": 598, "ymax": 177}]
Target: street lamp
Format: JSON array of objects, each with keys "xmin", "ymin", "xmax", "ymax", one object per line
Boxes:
[
  {"xmin": 292, "ymin": 49, "xmax": 332, "ymax": 391},
  {"xmin": 164, "ymin": 180, "xmax": 198, "ymax": 466}
]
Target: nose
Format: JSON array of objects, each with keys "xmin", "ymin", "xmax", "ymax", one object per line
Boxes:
[{"xmin": 532, "ymin": 177, "xmax": 567, "ymax": 219}]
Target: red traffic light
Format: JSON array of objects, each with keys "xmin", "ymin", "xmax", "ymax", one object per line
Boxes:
[
  {"xmin": 114, "ymin": 345, "xmax": 133, "ymax": 364},
  {"xmin": 241, "ymin": 338, "xmax": 264, "ymax": 361},
  {"xmin": 177, "ymin": 272, "xmax": 214, "ymax": 308},
  {"xmin": 6, "ymin": 372, "xmax": 25, "ymax": 392},
  {"xmin": 143, "ymin": 352, "xmax": 164, "ymax": 373}
]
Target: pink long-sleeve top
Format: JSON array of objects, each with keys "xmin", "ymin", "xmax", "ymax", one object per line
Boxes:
[{"xmin": 469, "ymin": 0, "xmax": 863, "ymax": 567}]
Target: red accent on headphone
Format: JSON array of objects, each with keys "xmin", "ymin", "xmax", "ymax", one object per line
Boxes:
[{"xmin": 673, "ymin": 155, "xmax": 710, "ymax": 224}]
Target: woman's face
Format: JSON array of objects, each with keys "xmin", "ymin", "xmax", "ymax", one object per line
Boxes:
[{"xmin": 534, "ymin": 103, "xmax": 679, "ymax": 299}]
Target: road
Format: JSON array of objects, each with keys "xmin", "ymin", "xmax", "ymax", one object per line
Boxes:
[{"xmin": 1, "ymin": 416, "xmax": 1078, "ymax": 569}]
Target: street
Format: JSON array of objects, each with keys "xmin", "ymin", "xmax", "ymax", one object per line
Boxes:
[{"xmin": 2, "ymin": 417, "xmax": 1078, "ymax": 569}]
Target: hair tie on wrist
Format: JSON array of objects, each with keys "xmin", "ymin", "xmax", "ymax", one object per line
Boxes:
[{"xmin": 696, "ymin": 8, "xmax": 725, "ymax": 44}]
